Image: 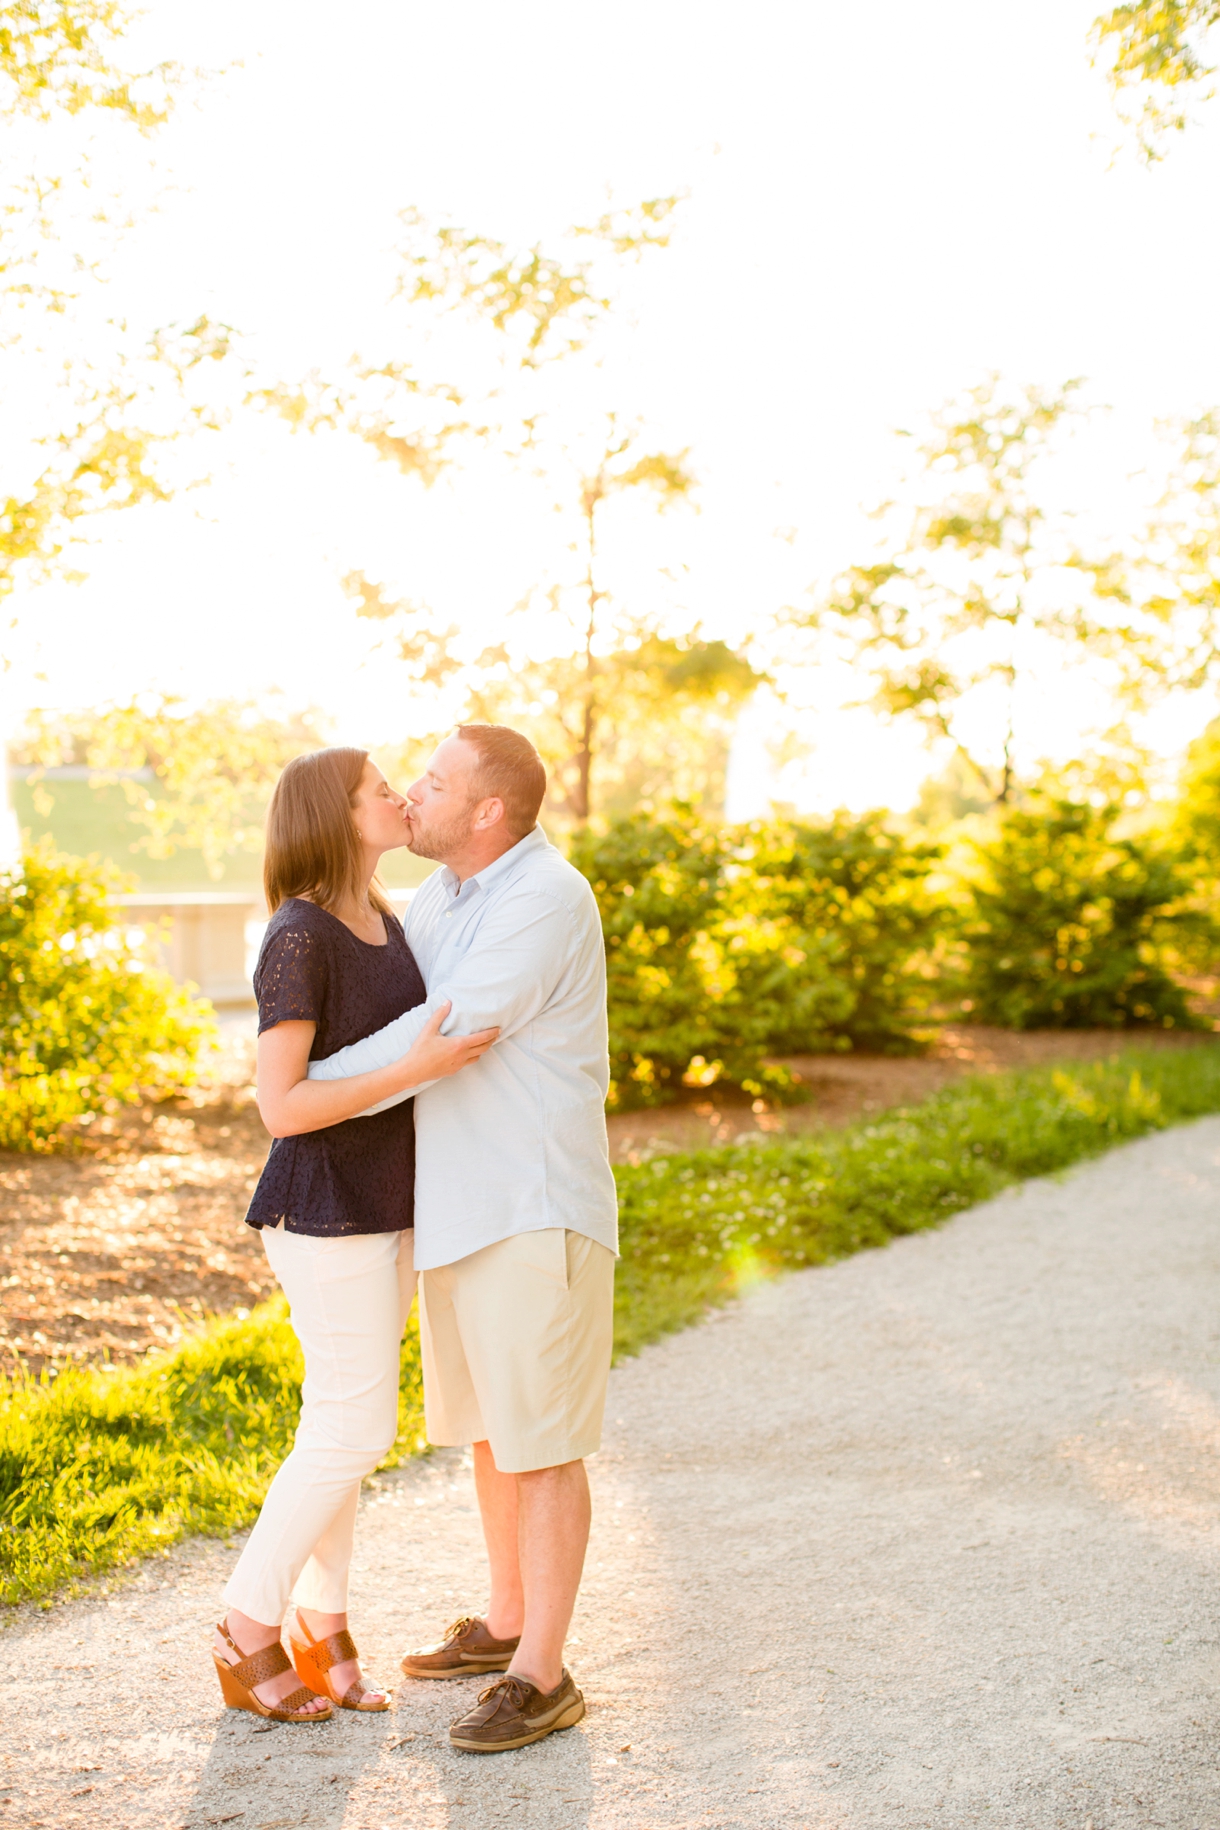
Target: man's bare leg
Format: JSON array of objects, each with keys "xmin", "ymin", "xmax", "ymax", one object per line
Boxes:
[
  {"xmin": 472, "ymin": 1441, "xmax": 591, "ymax": 1690},
  {"xmin": 473, "ymin": 1438, "xmax": 524, "ymax": 1639},
  {"xmin": 507, "ymin": 1459, "xmax": 591, "ymax": 1694}
]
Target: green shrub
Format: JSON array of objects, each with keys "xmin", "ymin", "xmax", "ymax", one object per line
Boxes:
[
  {"xmin": 1175, "ymin": 717, "xmax": 1220, "ymax": 866},
  {"xmin": 571, "ymin": 809, "xmax": 942, "ymax": 1108},
  {"xmin": 720, "ymin": 813, "xmax": 942, "ymax": 1055},
  {"xmin": 570, "ymin": 809, "xmax": 731, "ymax": 1107},
  {"xmin": 0, "ymin": 843, "xmax": 215, "ymax": 1151},
  {"xmin": 960, "ymin": 798, "xmax": 1212, "ymax": 1030}
]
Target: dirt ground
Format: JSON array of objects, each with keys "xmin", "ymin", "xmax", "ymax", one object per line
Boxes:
[{"xmin": 0, "ymin": 1023, "xmax": 1208, "ymax": 1374}]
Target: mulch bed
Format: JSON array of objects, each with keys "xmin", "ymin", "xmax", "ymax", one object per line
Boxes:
[
  {"xmin": 0, "ymin": 1092, "xmax": 275, "ymax": 1376},
  {"xmin": 0, "ymin": 1024, "xmax": 1209, "ymax": 1375}
]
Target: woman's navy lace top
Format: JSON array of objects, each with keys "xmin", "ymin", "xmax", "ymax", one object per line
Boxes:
[{"xmin": 244, "ymin": 898, "xmax": 426, "ymax": 1236}]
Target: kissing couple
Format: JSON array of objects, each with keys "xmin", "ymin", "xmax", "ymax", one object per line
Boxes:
[{"xmin": 210, "ymin": 723, "xmax": 617, "ymax": 1754}]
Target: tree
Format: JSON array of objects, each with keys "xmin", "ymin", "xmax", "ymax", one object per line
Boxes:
[
  {"xmin": 0, "ymin": 0, "xmax": 177, "ymax": 330},
  {"xmin": 801, "ymin": 377, "xmax": 1220, "ymax": 807},
  {"xmin": 1, "ymin": 317, "xmax": 234, "ymax": 606},
  {"xmin": 478, "ymin": 626, "xmax": 762, "ymax": 826},
  {"xmin": 394, "ymin": 196, "xmax": 678, "ymax": 366},
  {"xmin": 345, "ymin": 420, "xmax": 760, "ymax": 824},
  {"xmin": 307, "ymin": 199, "xmax": 760, "ymax": 824},
  {"xmin": 907, "ymin": 750, "xmax": 994, "ymax": 831},
  {"xmin": 559, "ymin": 427, "xmax": 697, "ymax": 821},
  {"xmin": 350, "ymin": 557, "xmax": 761, "ymax": 825},
  {"xmin": 1092, "ymin": 2, "xmax": 1220, "ymax": 159},
  {"xmin": 1133, "ymin": 412, "xmax": 1220, "ymax": 692},
  {"xmin": 1, "ymin": 0, "xmax": 188, "ymax": 596},
  {"xmin": 253, "ymin": 197, "xmax": 682, "ymax": 494},
  {"xmin": 466, "ymin": 422, "xmax": 760, "ymax": 825},
  {"xmin": 1, "ymin": 0, "xmax": 177, "ymax": 124},
  {"xmin": 17, "ymin": 696, "xmax": 325, "ymax": 877},
  {"xmin": 0, "ymin": 3, "xmax": 213, "ymax": 860},
  {"xmin": 1051, "ymin": 409, "xmax": 1220, "ymax": 751},
  {"xmin": 804, "ymin": 378, "xmax": 1130, "ymax": 803}
]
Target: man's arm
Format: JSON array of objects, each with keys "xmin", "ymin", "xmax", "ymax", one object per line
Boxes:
[
  {"xmin": 307, "ymin": 886, "xmax": 578, "ymax": 1112},
  {"xmin": 259, "ymin": 1003, "xmax": 498, "ymax": 1135}
]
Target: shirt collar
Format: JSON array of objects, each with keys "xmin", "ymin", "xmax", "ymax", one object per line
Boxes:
[{"xmin": 440, "ymin": 824, "xmax": 549, "ymax": 901}]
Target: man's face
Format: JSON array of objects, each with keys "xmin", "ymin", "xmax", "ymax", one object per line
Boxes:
[{"xmin": 405, "ymin": 737, "xmax": 481, "ymax": 861}]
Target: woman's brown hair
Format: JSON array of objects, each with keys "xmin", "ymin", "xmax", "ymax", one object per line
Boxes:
[{"xmin": 264, "ymin": 747, "xmax": 392, "ymax": 917}]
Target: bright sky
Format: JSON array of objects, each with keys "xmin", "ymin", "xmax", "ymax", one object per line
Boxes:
[{"xmin": 7, "ymin": 0, "xmax": 1220, "ymax": 815}]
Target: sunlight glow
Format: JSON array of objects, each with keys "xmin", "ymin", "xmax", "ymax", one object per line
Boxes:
[{"xmin": 4, "ymin": 0, "xmax": 1220, "ymax": 815}]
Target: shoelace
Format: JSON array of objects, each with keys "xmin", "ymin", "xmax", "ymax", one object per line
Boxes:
[
  {"xmin": 444, "ymin": 1615, "xmax": 478, "ymax": 1641},
  {"xmin": 478, "ymin": 1676, "xmax": 528, "ymax": 1710}
]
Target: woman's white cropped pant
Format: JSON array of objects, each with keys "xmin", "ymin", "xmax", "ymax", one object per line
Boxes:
[{"xmin": 222, "ymin": 1225, "xmax": 415, "ymax": 1625}]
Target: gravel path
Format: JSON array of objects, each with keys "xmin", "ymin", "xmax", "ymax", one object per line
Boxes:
[{"xmin": 3, "ymin": 1119, "xmax": 1220, "ymax": 1829}]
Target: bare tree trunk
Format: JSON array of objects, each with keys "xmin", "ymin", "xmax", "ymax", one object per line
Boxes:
[
  {"xmin": 997, "ymin": 592, "xmax": 1027, "ymax": 807},
  {"xmin": 574, "ymin": 686, "xmax": 594, "ymax": 825},
  {"xmin": 0, "ymin": 698, "xmax": 18, "ymax": 869},
  {"xmin": 571, "ymin": 473, "xmax": 603, "ymax": 826},
  {"xmin": 998, "ymin": 681, "xmax": 1016, "ymax": 804},
  {"xmin": 998, "ymin": 741, "xmax": 1013, "ymax": 805}
]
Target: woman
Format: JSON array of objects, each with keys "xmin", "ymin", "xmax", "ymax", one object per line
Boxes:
[{"xmin": 212, "ymin": 747, "xmax": 496, "ymax": 1723}]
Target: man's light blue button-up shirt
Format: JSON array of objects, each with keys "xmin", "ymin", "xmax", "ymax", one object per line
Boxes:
[{"xmin": 306, "ymin": 826, "xmax": 618, "ymax": 1270}]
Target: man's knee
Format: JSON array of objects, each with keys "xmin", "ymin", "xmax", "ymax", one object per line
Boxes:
[{"xmin": 515, "ymin": 1458, "xmax": 586, "ymax": 1484}]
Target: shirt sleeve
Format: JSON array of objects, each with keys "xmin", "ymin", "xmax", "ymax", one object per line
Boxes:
[
  {"xmin": 305, "ymin": 884, "xmax": 580, "ymax": 1113},
  {"xmin": 254, "ymin": 917, "xmax": 327, "ymax": 1034}
]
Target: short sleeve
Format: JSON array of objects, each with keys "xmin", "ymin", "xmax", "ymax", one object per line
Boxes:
[{"xmin": 254, "ymin": 916, "xmax": 328, "ymax": 1034}]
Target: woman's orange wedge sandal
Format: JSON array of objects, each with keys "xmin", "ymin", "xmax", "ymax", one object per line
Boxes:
[
  {"xmin": 213, "ymin": 1619, "xmax": 334, "ymax": 1722},
  {"xmin": 290, "ymin": 1616, "xmax": 391, "ymax": 1712}
]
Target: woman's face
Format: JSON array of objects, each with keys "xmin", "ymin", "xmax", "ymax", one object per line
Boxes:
[{"xmin": 352, "ymin": 761, "xmax": 409, "ymax": 857}]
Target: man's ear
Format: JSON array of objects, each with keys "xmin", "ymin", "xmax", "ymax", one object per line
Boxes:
[{"xmin": 472, "ymin": 795, "xmax": 506, "ymax": 831}]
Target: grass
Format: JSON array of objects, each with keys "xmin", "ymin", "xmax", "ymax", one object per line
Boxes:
[
  {"xmin": 613, "ymin": 1045, "xmax": 1220, "ymax": 1356},
  {"xmin": 4, "ymin": 1044, "xmax": 1220, "ymax": 1606},
  {"xmin": 0, "ymin": 1299, "xmax": 426, "ymax": 1607}
]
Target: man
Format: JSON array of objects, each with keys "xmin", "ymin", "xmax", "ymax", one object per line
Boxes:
[{"xmin": 307, "ymin": 723, "xmax": 617, "ymax": 1753}]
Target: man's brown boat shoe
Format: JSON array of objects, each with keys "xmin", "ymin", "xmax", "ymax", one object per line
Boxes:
[
  {"xmin": 400, "ymin": 1614, "xmax": 520, "ymax": 1681},
  {"xmin": 449, "ymin": 1669, "xmax": 585, "ymax": 1752}
]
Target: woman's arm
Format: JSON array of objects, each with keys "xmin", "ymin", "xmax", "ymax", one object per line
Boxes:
[{"xmin": 256, "ymin": 1002, "xmax": 497, "ymax": 1139}]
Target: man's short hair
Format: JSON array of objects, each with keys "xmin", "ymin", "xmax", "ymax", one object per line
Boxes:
[{"xmin": 456, "ymin": 723, "xmax": 547, "ymax": 839}]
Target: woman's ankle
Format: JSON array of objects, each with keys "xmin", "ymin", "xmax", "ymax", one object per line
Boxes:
[
  {"xmin": 295, "ymin": 1606, "xmax": 347, "ymax": 1637},
  {"xmin": 222, "ymin": 1609, "xmax": 283, "ymax": 1651}
]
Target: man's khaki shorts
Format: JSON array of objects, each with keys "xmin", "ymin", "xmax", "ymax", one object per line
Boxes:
[{"xmin": 417, "ymin": 1228, "xmax": 615, "ymax": 1474}]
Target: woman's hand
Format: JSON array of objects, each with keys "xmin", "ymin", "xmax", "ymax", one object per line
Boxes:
[{"xmin": 403, "ymin": 1001, "xmax": 499, "ymax": 1081}]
